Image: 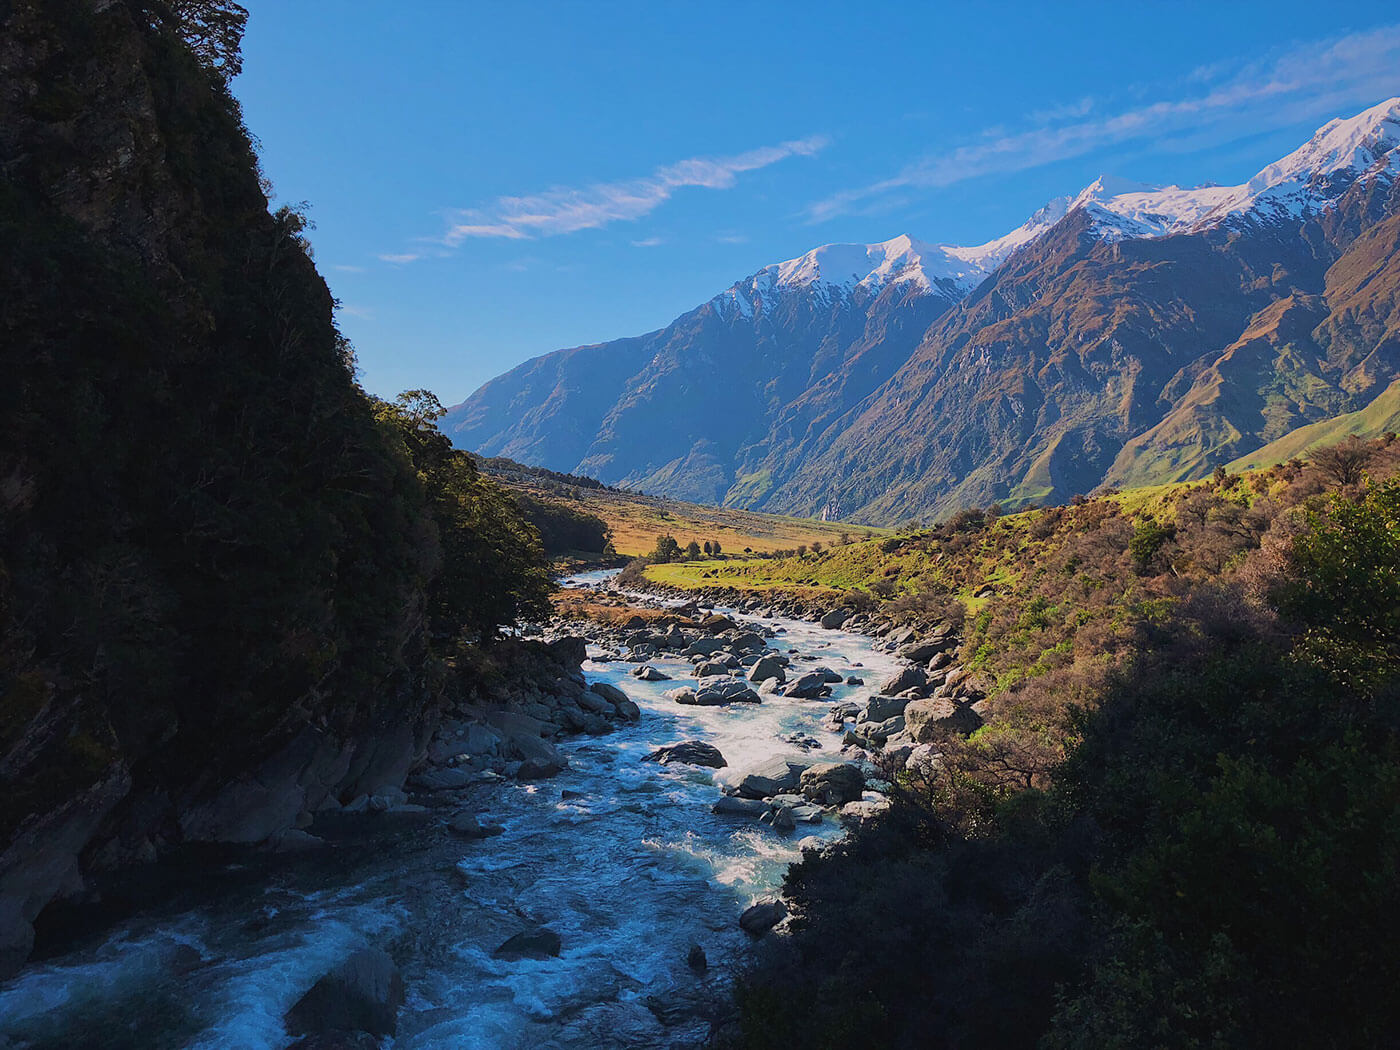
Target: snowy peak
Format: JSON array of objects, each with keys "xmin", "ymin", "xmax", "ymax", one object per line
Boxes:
[
  {"xmin": 710, "ymin": 98, "xmax": 1400, "ymax": 324},
  {"xmin": 1199, "ymin": 96, "xmax": 1400, "ymax": 227}
]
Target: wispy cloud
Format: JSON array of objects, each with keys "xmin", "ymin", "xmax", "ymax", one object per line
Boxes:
[
  {"xmin": 714, "ymin": 232, "xmax": 749, "ymax": 244},
  {"xmin": 442, "ymin": 136, "xmax": 828, "ymax": 244},
  {"xmin": 332, "ymin": 264, "xmax": 366, "ymax": 273},
  {"xmin": 809, "ymin": 25, "xmax": 1400, "ymax": 222},
  {"xmin": 378, "ymin": 252, "xmax": 421, "ymax": 264},
  {"xmin": 630, "ymin": 236, "xmax": 665, "ymax": 248},
  {"xmin": 336, "ymin": 303, "xmax": 373, "ymax": 320}
]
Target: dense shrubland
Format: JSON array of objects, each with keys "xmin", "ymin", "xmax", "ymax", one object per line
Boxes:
[{"xmin": 733, "ymin": 440, "xmax": 1400, "ymax": 1048}]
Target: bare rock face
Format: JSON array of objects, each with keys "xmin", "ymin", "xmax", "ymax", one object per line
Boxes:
[
  {"xmin": 904, "ymin": 698, "xmax": 984, "ymax": 741},
  {"xmin": 739, "ymin": 899, "xmax": 788, "ymax": 936}
]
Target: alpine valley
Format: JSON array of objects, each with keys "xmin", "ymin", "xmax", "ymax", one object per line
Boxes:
[{"xmin": 446, "ymin": 98, "xmax": 1400, "ymax": 524}]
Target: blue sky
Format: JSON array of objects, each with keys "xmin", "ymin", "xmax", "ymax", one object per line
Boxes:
[{"xmin": 234, "ymin": 2, "xmax": 1400, "ymax": 404}]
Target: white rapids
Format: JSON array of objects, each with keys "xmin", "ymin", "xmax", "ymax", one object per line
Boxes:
[{"xmin": 0, "ymin": 569, "xmax": 900, "ymax": 1049}]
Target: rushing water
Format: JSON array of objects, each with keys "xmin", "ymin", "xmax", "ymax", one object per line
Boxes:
[{"xmin": 0, "ymin": 571, "xmax": 900, "ymax": 1049}]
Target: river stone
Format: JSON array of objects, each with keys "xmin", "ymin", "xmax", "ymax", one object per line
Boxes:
[
  {"xmin": 517, "ymin": 756, "xmax": 565, "ymax": 780},
  {"xmin": 286, "ymin": 1032, "xmax": 382, "ymax": 1050},
  {"xmin": 613, "ymin": 698, "xmax": 641, "ymax": 722},
  {"xmin": 799, "ymin": 762, "xmax": 866, "ymax": 805},
  {"xmin": 746, "ymin": 655, "xmax": 786, "ymax": 684},
  {"xmin": 698, "ymin": 613, "xmax": 738, "ymax": 633},
  {"xmin": 897, "ymin": 637, "xmax": 958, "ymax": 663},
  {"xmin": 577, "ymin": 690, "xmax": 613, "ymax": 715},
  {"xmin": 864, "ymin": 695, "xmax": 910, "ymax": 722},
  {"xmin": 683, "ymin": 638, "xmax": 728, "ymax": 657},
  {"xmin": 644, "ymin": 741, "xmax": 727, "ymax": 768},
  {"xmin": 547, "ymin": 635, "xmax": 589, "ymax": 666},
  {"xmin": 410, "ymin": 767, "xmax": 474, "ymax": 792},
  {"xmin": 731, "ymin": 631, "xmax": 766, "ymax": 651},
  {"xmin": 733, "ymin": 757, "xmax": 809, "ymax": 799},
  {"xmin": 694, "ymin": 676, "xmax": 760, "ymax": 705},
  {"xmin": 712, "ymin": 796, "xmax": 768, "ymax": 817},
  {"xmin": 694, "ymin": 659, "xmax": 731, "ymax": 677},
  {"xmin": 666, "ymin": 686, "xmax": 699, "ymax": 705},
  {"xmin": 814, "ymin": 667, "xmax": 844, "ymax": 683},
  {"xmin": 879, "ymin": 665, "xmax": 927, "ymax": 695},
  {"xmin": 631, "ymin": 664, "xmax": 670, "ymax": 681},
  {"xmin": 285, "ymin": 947, "xmax": 405, "ymax": 1038},
  {"xmin": 781, "ymin": 671, "xmax": 829, "ymax": 699},
  {"xmin": 494, "ymin": 928, "xmax": 562, "ymax": 961},
  {"xmin": 592, "ymin": 682, "xmax": 630, "ymax": 706},
  {"xmin": 739, "ymin": 899, "xmax": 787, "ymax": 936},
  {"xmin": 819, "ymin": 608, "xmax": 851, "ymax": 629},
  {"xmin": 904, "ymin": 698, "xmax": 983, "ymax": 741},
  {"xmin": 769, "ymin": 806, "xmax": 795, "ymax": 832},
  {"xmin": 449, "ymin": 812, "xmax": 505, "ymax": 839}
]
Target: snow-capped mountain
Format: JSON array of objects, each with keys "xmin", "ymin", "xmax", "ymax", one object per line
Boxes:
[{"xmin": 445, "ymin": 98, "xmax": 1400, "ymax": 522}]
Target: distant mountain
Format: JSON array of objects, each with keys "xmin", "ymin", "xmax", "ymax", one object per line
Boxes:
[{"xmin": 445, "ymin": 98, "xmax": 1400, "ymax": 523}]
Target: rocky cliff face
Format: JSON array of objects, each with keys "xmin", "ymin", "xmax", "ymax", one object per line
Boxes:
[{"xmin": 0, "ymin": 0, "xmax": 426, "ymax": 975}]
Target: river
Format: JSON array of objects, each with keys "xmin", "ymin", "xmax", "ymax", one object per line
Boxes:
[{"xmin": 0, "ymin": 571, "xmax": 900, "ymax": 1049}]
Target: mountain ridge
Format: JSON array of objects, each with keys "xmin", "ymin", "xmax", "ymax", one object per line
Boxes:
[{"xmin": 446, "ymin": 97, "xmax": 1400, "ymax": 523}]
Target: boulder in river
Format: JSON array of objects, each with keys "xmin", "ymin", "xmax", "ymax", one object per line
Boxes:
[
  {"xmin": 799, "ymin": 762, "xmax": 866, "ymax": 806},
  {"xmin": 897, "ymin": 637, "xmax": 958, "ymax": 663},
  {"xmin": 733, "ymin": 756, "xmax": 809, "ymax": 799},
  {"xmin": 665, "ymin": 686, "xmax": 699, "ymax": 705},
  {"xmin": 712, "ymin": 796, "xmax": 768, "ymax": 817},
  {"xmin": 781, "ymin": 671, "xmax": 829, "ymax": 699},
  {"xmin": 739, "ymin": 899, "xmax": 787, "ymax": 936},
  {"xmin": 449, "ymin": 812, "xmax": 505, "ymax": 839},
  {"xmin": 698, "ymin": 613, "xmax": 738, "ymax": 633},
  {"xmin": 746, "ymin": 655, "xmax": 786, "ymax": 684},
  {"xmin": 694, "ymin": 659, "xmax": 732, "ymax": 677},
  {"xmin": 686, "ymin": 943, "xmax": 708, "ymax": 974},
  {"xmin": 694, "ymin": 676, "xmax": 760, "ymax": 705},
  {"xmin": 285, "ymin": 946, "xmax": 405, "ymax": 1038},
  {"xmin": 683, "ymin": 638, "xmax": 728, "ymax": 657},
  {"xmin": 588, "ymin": 680, "xmax": 630, "ymax": 705},
  {"xmin": 643, "ymin": 741, "xmax": 727, "ymax": 768},
  {"xmin": 820, "ymin": 608, "xmax": 851, "ymax": 629},
  {"xmin": 494, "ymin": 928, "xmax": 562, "ymax": 961},
  {"xmin": 631, "ymin": 664, "xmax": 671, "ymax": 681}
]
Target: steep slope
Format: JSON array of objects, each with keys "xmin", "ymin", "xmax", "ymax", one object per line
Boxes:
[{"xmin": 450, "ymin": 98, "xmax": 1400, "ymax": 523}]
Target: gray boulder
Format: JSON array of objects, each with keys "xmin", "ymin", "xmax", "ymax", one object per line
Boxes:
[
  {"xmin": 799, "ymin": 762, "xmax": 865, "ymax": 805},
  {"xmin": 644, "ymin": 741, "xmax": 727, "ymax": 768},
  {"xmin": 820, "ymin": 608, "xmax": 851, "ymax": 629},
  {"xmin": 449, "ymin": 812, "xmax": 505, "ymax": 839},
  {"xmin": 410, "ymin": 767, "xmax": 474, "ymax": 792},
  {"xmin": 782, "ymin": 671, "xmax": 829, "ymax": 699},
  {"xmin": 904, "ymin": 698, "xmax": 984, "ymax": 741},
  {"xmin": 694, "ymin": 659, "xmax": 732, "ymax": 677},
  {"xmin": 285, "ymin": 947, "xmax": 405, "ymax": 1038},
  {"xmin": 494, "ymin": 928, "xmax": 562, "ymax": 961},
  {"xmin": 694, "ymin": 676, "xmax": 760, "ymax": 705},
  {"xmin": 665, "ymin": 685, "xmax": 699, "ymax": 705},
  {"xmin": 746, "ymin": 655, "xmax": 787, "ymax": 684},
  {"xmin": 588, "ymin": 681, "xmax": 630, "ymax": 706},
  {"xmin": 712, "ymin": 796, "xmax": 768, "ymax": 817},
  {"xmin": 897, "ymin": 637, "xmax": 958, "ymax": 663},
  {"xmin": 864, "ymin": 694, "xmax": 910, "ymax": 722},
  {"xmin": 739, "ymin": 899, "xmax": 787, "ymax": 936},
  {"xmin": 733, "ymin": 757, "xmax": 810, "ymax": 799},
  {"xmin": 879, "ymin": 665, "xmax": 927, "ymax": 695},
  {"xmin": 683, "ymin": 638, "xmax": 728, "ymax": 657},
  {"xmin": 631, "ymin": 664, "xmax": 671, "ymax": 681}
]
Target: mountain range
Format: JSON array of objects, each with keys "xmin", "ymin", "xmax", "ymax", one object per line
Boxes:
[{"xmin": 444, "ymin": 98, "xmax": 1400, "ymax": 524}]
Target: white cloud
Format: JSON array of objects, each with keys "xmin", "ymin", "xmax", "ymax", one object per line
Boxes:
[
  {"xmin": 630, "ymin": 236, "xmax": 665, "ymax": 247},
  {"xmin": 378, "ymin": 253, "xmax": 421, "ymax": 264},
  {"xmin": 809, "ymin": 24, "xmax": 1400, "ymax": 222},
  {"xmin": 335, "ymin": 303, "xmax": 373, "ymax": 319},
  {"xmin": 714, "ymin": 232, "xmax": 749, "ymax": 244},
  {"xmin": 331, "ymin": 264, "xmax": 366, "ymax": 273},
  {"xmin": 442, "ymin": 136, "xmax": 828, "ymax": 243}
]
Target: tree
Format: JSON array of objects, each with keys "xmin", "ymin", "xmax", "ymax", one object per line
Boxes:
[
  {"xmin": 1129, "ymin": 516, "xmax": 1174, "ymax": 575},
  {"xmin": 1312, "ymin": 435, "xmax": 1372, "ymax": 487},
  {"xmin": 703, "ymin": 540, "xmax": 713, "ymax": 555},
  {"xmin": 811, "ymin": 540, "xmax": 823, "ymax": 554},
  {"xmin": 157, "ymin": 1, "xmax": 251, "ymax": 82},
  {"xmin": 685, "ymin": 539, "xmax": 702, "ymax": 560},
  {"xmin": 712, "ymin": 538, "xmax": 723, "ymax": 555},
  {"xmin": 651, "ymin": 533, "xmax": 681, "ymax": 563}
]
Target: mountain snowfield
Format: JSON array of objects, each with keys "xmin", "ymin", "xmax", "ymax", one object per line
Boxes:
[
  {"xmin": 446, "ymin": 98, "xmax": 1400, "ymax": 523},
  {"xmin": 719, "ymin": 95, "xmax": 1400, "ymax": 308}
]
